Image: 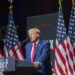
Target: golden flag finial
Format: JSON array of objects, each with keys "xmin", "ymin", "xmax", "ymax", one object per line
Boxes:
[
  {"xmin": 59, "ymin": 0, "xmax": 62, "ymax": 7},
  {"xmin": 72, "ymin": 0, "xmax": 75, "ymax": 5},
  {"xmin": 8, "ymin": 0, "xmax": 13, "ymax": 14}
]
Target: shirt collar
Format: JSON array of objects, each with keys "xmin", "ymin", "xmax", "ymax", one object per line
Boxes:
[
  {"xmin": 32, "ymin": 40, "xmax": 39, "ymax": 46},
  {"xmin": 36, "ymin": 40, "xmax": 39, "ymax": 45}
]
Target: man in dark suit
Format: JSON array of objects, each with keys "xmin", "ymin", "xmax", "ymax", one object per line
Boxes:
[{"xmin": 25, "ymin": 28, "xmax": 51, "ymax": 75}]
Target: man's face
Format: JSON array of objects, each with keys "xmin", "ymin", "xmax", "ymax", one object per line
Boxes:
[{"xmin": 28, "ymin": 31, "xmax": 39, "ymax": 42}]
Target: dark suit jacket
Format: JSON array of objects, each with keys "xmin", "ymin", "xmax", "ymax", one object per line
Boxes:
[{"xmin": 25, "ymin": 40, "xmax": 51, "ymax": 75}]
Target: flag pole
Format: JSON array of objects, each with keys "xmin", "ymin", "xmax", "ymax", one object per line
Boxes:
[
  {"xmin": 8, "ymin": 0, "xmax": 13, "ymax": 14},
  {"xmin": 59, "ymin": 0, "xmax": 62, "ymax": 7},
  {"xmin": 72, "ymin": 0, "xmax": 75, "ymax": 5}
]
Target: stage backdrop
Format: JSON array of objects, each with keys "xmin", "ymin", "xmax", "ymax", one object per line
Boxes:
[
  {"xmin": 27, "ymin": 13, "xmax": 57, "ymax": 70},
  {"xmin": 27, "ymin": 13, "xmax": 57, "ymax": 40}
]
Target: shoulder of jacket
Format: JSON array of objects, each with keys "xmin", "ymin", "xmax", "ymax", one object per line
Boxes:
[
  {"xmin": 25, "ymin": 42, "xmax": 32, "ymax": 47},
  {"xmin": 40, "ymin": 39, "xmax": 49, "ymax": 45}
]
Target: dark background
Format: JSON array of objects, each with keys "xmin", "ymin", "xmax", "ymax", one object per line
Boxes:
[{"xmin": 0, "ymin": 0, "xmax": 72, "ymax": 41}]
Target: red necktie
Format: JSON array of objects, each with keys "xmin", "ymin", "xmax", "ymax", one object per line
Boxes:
[{"xmin": 31, "ymin": 42, "xmax": 36, "ymax": 63}]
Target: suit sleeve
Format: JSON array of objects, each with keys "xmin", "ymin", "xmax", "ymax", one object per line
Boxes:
[{"xmin": 38, "ymin": 41, "xmax": 50, "ymax": 64}]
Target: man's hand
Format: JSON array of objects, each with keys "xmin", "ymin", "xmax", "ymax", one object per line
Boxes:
[{"xmin": 34, "ymin": 62, "xmax": 41, "ymax": 69}]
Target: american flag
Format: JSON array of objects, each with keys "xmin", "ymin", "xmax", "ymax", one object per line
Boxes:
[
  {"xmin": 4, "ymin": 13, "xmax": 24, "ymax": 61},
  {"xmin": 55, "ymin": 6, "xmax": 69, "ymax": 75},
  {"xmin": 0, "ymin": 41, "xmax": 4, "ymax": 57},
  {"xmin": 68, "ymin": 5, "xmax": 75, "ymax": 75},
  {"xmin": 0, "ymin": 50, "xmax": 4, "ymax": 57}
]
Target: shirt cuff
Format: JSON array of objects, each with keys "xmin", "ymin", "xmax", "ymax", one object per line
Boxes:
[{"xmin": 34, "ymin": 61, "xmax": 42, "ymax": 65}]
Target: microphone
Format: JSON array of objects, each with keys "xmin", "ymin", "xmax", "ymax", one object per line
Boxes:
[{"xmin": 21, "ymin": 38, "xmax": 30, "ymax": 45}]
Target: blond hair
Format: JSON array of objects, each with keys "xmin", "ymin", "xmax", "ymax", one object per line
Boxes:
[{"xmin": 28, "ymin": 28, "xmax": 40, "ymax": 34}]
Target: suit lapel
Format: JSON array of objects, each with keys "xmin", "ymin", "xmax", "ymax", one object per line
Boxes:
[
  {"xmin": 34, "ymin": 40, "xmax": 42, "ymax": 58},
  {"xmin": 29, "ymin": 43, "xmax": 32, "ymax": 61}
]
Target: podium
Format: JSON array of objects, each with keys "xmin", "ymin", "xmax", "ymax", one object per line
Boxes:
[{"xmin": 4, "ymin": 60, "xmax": 35, "ymax": 75}]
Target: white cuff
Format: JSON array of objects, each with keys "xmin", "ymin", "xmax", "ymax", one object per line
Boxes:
[{"xmin": 34, "ymin": 61, "xmax": 42, "ymax": 65}]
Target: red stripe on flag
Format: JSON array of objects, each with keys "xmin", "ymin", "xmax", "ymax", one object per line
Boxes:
[
  {"xmin": 0, "ymin": 50, "xmax": 4, "ymax": 57},
  {"xmin": 12, "ymin": 47, "xmax": 19, "ymax": 60},
  {"xmin": 4, "ymin": 49, "xmax": 10, "ymax": 57},
  {"xmin": 17, "ymin": 43, "xmax": 24, "ymax": 60},
  {"xmin": 55, "ymin": 46, "xmax": 65, "ymax": 65},
  {"xmin": 67, "ymin": 43, "xmax": 73, "ymax": 74},
  {"xmin": 67, "ymin": 42, "xmax": 73, "ymax": 60},
  {"xmin": 61, "ymin": 40, "xmax": 66, "ymax": 52},
  {"xmin": 74, "ymin": 48, "xmax": 75, "ymax": 72},
  {"xmin": 56, "ymin": 56, "xmax": 66, "ymax": 75},
  {"xmin": 74, "ymin": 64, "xmax": 75, "ymax": 72}
]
